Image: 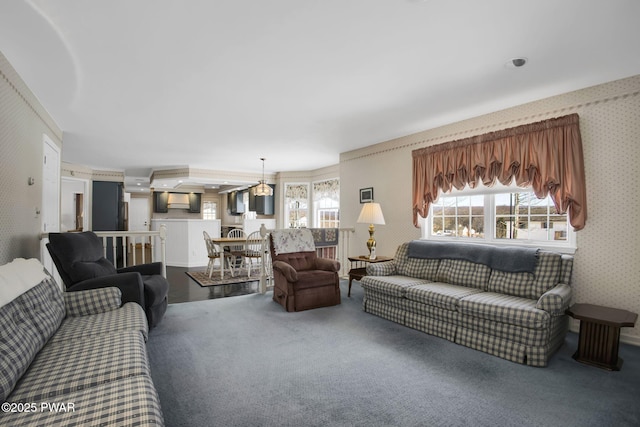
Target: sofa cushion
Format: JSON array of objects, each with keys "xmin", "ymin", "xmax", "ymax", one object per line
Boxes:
[
  {"xmin": 458, "ymin": 292, "xmax": 550, "ymax": 329},
  {"xmin": 405, "ymin": 283, "xmax": 485, "ymax": 311},
  {"xmin": 488, "ymin": 251, "xmax": 562, "ymax": 299},
  {"xmin": 8, "ymin": 330, "xmax": 148, "ymax": 402},
  {"xmin": 435, "ymin": 259, "xmax": 491, "ymax": 290},
  {"xmin": 0, "ymin": 276, "xmax": 64, "ymax": 403},
  {"xmin": 361, "ymin": 275, "xmax": 431, "ymax": 298},
  {"xmin": 0, "ymin": 375, "xmax": 164, "ymax": 427},
  {"xmin": 64, "ymin": 287, "xmax": 122, "ymax": 317},
  {"xmin": 49, "ymin": 302, "xmax": 148, "ymax": 343},
  {"xmin": 394, "ymin": 243, "xmax": 440, "ymax": 281}
]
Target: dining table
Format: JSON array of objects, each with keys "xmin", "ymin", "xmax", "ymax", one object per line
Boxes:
[{"xmin": 210, "ymin": 236, "xmax": 247, "ymax": 279}]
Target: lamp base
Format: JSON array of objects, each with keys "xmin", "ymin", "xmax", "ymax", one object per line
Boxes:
[{"xmin": 366, "ymin": 224, "xmax": 376, "ymax": 259}]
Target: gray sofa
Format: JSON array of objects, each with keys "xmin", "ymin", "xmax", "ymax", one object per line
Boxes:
[
  {"xmin": 361, "ymin": 241, "xmax": 574, "ymax": 367},
  {"xmin": 0, "ymin": 258, "xmax": 164, "ymax": 426}
]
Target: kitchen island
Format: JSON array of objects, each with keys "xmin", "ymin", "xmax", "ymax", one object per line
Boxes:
[{"xmin": 151, "ymin": 219, "xmax": 221, "ymax": 267}]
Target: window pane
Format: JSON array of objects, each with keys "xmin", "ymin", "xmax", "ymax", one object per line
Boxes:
[
  {"xmin": 432, "ymin": 217, "xmax": 444, "ymax": 235},
  {"xmin": 431, "ymin": 189, "xmax": 568, "ymax": 245}
]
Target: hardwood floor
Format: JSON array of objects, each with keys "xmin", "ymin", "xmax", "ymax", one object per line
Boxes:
[{"xmin": 166, "ymin": 266, "xmax": 261, "ymax": 304}]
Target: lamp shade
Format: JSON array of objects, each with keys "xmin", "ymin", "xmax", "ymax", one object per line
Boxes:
[{"xmin": 357, "ymin": 202, "xmax": 385, "ymax": 225}]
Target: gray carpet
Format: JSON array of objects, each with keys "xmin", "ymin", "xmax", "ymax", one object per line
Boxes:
[{"xmin": 147, "ymin": 281, "xmax": 640, "ymax": 427}]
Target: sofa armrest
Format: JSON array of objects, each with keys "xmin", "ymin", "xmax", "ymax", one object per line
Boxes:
[
  {"xmin": 273, "ymin": 260, "xmax": 298, "ymax": 282},
  {"xmin": 315, "ymin": 257, "xmax": 340, "ymax": 273},
  {"xmin": 118, "ymin": 261, "xmax": 163, "ymax": 276},
  {"xmin": 64, "ymin": 287, "xmax": 122, "ymax": 317},
  {"xmin": 536, "ymin": 283, "xmax": 572, "ymax": 315},
  {"xmin": 366, "ymin": 261, "xmax": 397, "ymax": 276},
  {"xmin": 67, "ymin": 272, "xmax": 145, "ymax": 308}
]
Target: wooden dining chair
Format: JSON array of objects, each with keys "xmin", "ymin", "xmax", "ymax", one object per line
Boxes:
[
  {"xmin": 203, "ymin": 231, "xmax": 233, "ymax": 278},
  {"xmin": 243, "ymin": 231, "xmax": 265, "ymax": 278},
  {"xmin": 227, "ymin": 229, "xmax": 246, "ymax": 276}
]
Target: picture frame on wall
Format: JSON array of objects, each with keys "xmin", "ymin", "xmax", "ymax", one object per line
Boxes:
[{"xmin": 359, "ymin": 187, "xmax": 373, "ymax": 203}]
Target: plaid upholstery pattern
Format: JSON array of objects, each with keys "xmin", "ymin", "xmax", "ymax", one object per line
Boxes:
[
  {"xmin": 0, "ymin": 278, "xmax": 64, "ymax": 403},
  {"xmin": 363, "ymin": 298, "xmax": 406, "ymax": 325},
  {"xmin": 455, "ymin": 327, "xmax": 528, "ymax": 365},
  {"xmin": 404, "ymin": 283, "xmax": 484, "ymax": 311},
  {"xmin": 64, "ymin": 287, "xmax": 122, "ymax": 317},
  {"xmin": 405, "ymin": 312, "xmax": 457, "ymax": 341},
  {"xmin": 365, "ymin": 261, "xmax": 397, "ymax": 276},
  {"xmin": 458, "ymin": 292, "xmax": 550, "ymax": 329},
  {"xmin": 536, "ymin": 284, "xmax": 572, "ymax": 315},
  {"xmin": 394, "ymin": 243, "xmax": 441, "ymax": 280},
  {"xmin": 21, "ymin": 276, "xmax": 65, "ymax": 343},
  {"xmin": 8, "ymin": 331, "xmax": 148, "ymax": 402},
  {"xmin": 359, "ymin": 242, "xmax": 573, "ymax": 366},
  {"xmin": 458, "ymin": 314, "xmax": 549, "ymax": 347},
  {"xmin": 363, "ymin": 291, "xmax": 408, "ymax": 311},
  {"xmin": 50, "ymin": 302, "xmax": 148, "ymax": 344},
  {"xmin": 403, "ymin": 299, "xmax": 461, "ymax": 323},
  {"xmin": 488, "ymin": 251, "xmax": 562, "ymax": 299},
  {"xmin": 560, "ymin": 255, "xmax": 574, "ymax": 285},
  {"xmin": 435, "ymin": 259, "xmax": 490, "ymax": 290},
  {"xmin": 361, "ymin": 275, "xmax": 431, "ymax": 298},
  {"xmin": 0, "ymin": 375, "xmax": 164, "ymax": 427}
]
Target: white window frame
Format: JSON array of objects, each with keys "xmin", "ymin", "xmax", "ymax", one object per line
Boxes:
[
  {"xmin": 312, "ymin": 178, "xmax": 340, "ymax": 229},
  {"xmin": 421, "ymin": 182, "xmax": 577, "ymax": 253},
  {"xmin": 284, "ymin": 183, "xmax": 310, "ymax": 229},
  {"xmin": 202, "ymin": 201, "xmax": 217, "ymax": 220}
]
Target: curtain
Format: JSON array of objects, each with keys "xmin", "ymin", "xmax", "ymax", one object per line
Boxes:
[
  {"xmin": 285, "ymin": 184, "xmax": 308, "ymax": 200},
  {"xmin": 313, "ymin": 179, "xmax": 340, "ymax": 201},
  {"xmin": 412, "ymin": 114, "xmax": 587, "ymax": 230}
]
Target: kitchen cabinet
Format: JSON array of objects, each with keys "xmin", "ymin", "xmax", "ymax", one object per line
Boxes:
[
  {"xmin": 153, "ymin": 191, "xmax": 169, "ymax": 213},
  {"xmin": 227, "ymin": 190, "xmax": 245, "ymax": 215},
  {"xmin": 188, "ymin": 193, "xmax": 201, "ymax": 213},
  {"xmin": 248, "ymin": 184, "xmax": 275, "ymax": 215}
]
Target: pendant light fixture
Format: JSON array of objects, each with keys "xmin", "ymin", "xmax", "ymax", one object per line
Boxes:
[{"xmin": 255, "ymin": 157, "xmax": 273, "ymax": 196}]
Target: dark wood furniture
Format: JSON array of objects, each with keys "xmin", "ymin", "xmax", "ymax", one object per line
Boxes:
[
  {"xmin": 348, "ymin": 255, "xmax": 393, "ymax": 297},
  {"xmin": 566, "ymin": 303, "xmax": 637, "ymax": 371}
]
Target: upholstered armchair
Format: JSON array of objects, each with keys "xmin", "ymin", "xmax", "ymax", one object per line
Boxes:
[
  {"xmin": 269, "ymin": 229, "xmax": 341, "ymax": 312},
  {"xmin": 46, "ymin": 231, "xmax": 169, "ymax": 327}
]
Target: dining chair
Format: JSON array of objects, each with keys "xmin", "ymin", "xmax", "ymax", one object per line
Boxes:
[
  {"xmin": 227, "ymin": 229, "xmax": 246, "ymax": 276},
  {"xmin": 243, "ymin": 231, "xmax": 265, "ymax": 278},
  {"xmin": 203, "ymin": 230, "xmax": 233, "ymax": 278}
]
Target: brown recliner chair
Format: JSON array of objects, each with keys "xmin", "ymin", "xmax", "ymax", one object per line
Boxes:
[{"xmin": 270, "ymin": 228, "xmax": 341, "ymax": 312}]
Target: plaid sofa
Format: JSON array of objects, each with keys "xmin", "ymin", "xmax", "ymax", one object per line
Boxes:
[
  {"xmin": 0, "ymin": 259, "xmax": 164, "ymax": 426},
  {"xmin": 361, "ymin": 242, "xmax": 573, "ymax": 367}
]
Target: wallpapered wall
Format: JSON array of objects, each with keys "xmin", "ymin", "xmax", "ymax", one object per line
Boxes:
[
  {"xmin": 340, "ymin": 74, "xmax": 640, "ymax": 345},
  {"xmin": 0, "ymin": 52, "xmax": 62, "ymax": 265}
]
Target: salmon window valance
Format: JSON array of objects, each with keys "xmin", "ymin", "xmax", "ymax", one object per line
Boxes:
[{"xmin": 412, "ymin": 113, "xmax": 587, "ymax": 230}]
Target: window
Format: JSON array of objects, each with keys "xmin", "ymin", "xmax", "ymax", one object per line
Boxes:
[
  {"xmin": 284, "ymin": 184, "xmax": 309, "ymax": 228},
  {"xmin": 494, "ymin": 192, "xmax": 568, "ymax": 242},
  {"xmin": 431, "ymin": 195, "xmax": 484, "ymax": 238},
  {"xmin": 313, "ymin": 179, "xmax": 339, "ymax": 228},
  {"xmin": 424, "ymin": 185, "xmax": 574, "ymax": 250},
  {"xmin": 202, "ymin": 201, "xmax": 217, "ymax": 220}
]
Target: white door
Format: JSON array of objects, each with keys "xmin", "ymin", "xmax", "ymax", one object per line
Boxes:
[
  {"xmin": 41, "ymin": 135, "xmax": 61, "ymax": 285},
  {"xmin": 129, "ymin": 197, "xmax": 150, "ymax": 231}
]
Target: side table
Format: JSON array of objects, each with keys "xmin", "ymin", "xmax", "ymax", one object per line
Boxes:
[
  {"xmin": 566, "ymin": 303, "xmax": 638, "ymax": 371},
  {"xmin": 347, "ymin": 256, "xmax": 392, "ymax": 297}
]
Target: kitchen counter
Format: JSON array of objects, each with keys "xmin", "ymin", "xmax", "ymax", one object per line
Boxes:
[{"xmin": 151, "ymin": 219, "xmax": 221, "ymax": 267}]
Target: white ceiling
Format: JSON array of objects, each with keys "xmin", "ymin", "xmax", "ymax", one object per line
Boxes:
[{"xmin": 2, "ymin": 1, "xmax": 640, "ymax": 187}]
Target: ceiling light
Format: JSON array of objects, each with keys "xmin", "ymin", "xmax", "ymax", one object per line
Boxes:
[{"xmin": 254, "ymin": 157, "xmax": 273, "ymax": 196}]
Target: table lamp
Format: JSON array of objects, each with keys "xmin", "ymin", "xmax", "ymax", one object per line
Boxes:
[{"xmin": 357, "ymin": 202, "xmax": 385, "ymax": 259}]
